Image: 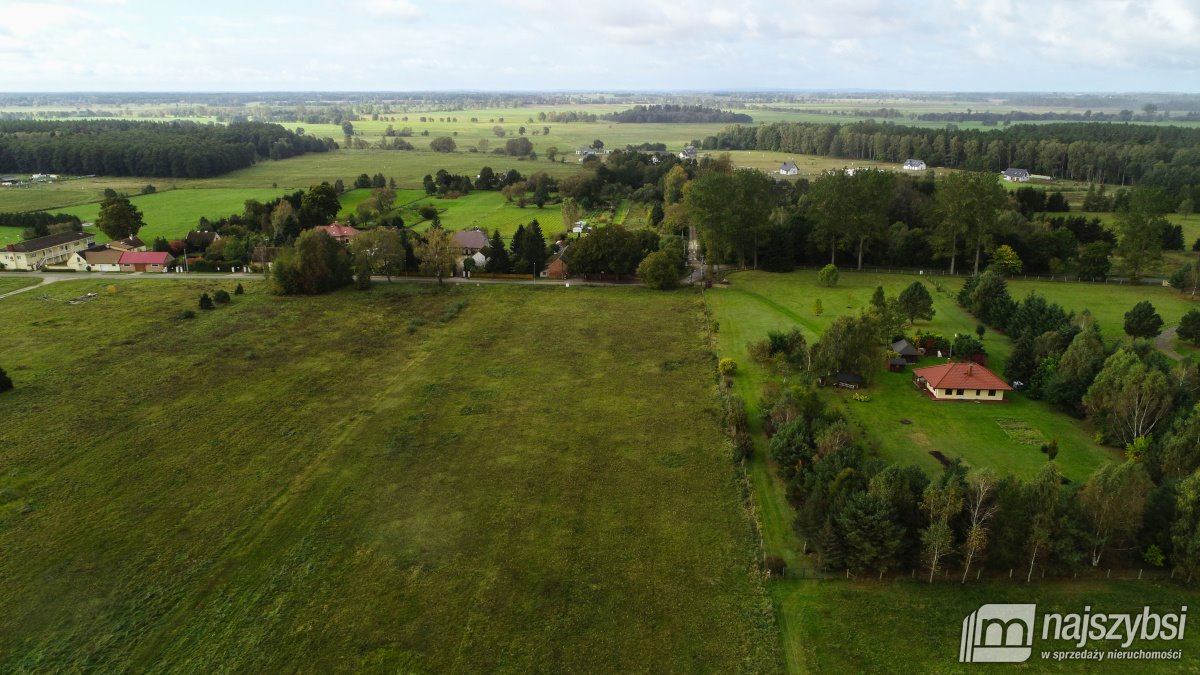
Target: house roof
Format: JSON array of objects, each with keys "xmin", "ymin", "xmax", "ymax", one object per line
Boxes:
[
  {"xmin": 118, "ymin": 251, "xmax": 173, "ymax": 265},
  {"xmin": 5, "ymin": 231, "xmax": 92, "ymax": 252},
  {"xmin": 889, "ymin": 357, "xmax": 908, "ymax": 366},
  {"xmin": 315, "ymin": 223, "xmax": 360, "ymax": 239},
  {"xmin": 453, "ymin": 229, "xmax": 488, "ymax": 250},
  {"xmin": 1003, "ymin": 168, "xmax": 1030, "ymax": 177},
  {"xmin": 780, "ymin": 162, "xmax": 798, "ymax": 171},
  {"xmin": 913, "ymin": 362, "xmax": 1012, "ymax": 391},
  {"xmin": 892, "ymin": 339, "xmax": 920, "ymax": 356},
  {"xmin": 108, "ymin": 236, "xmax": 145, "ymax": 250},
  {"xmin": 836, "ymin": 371, "xmax": 864, "ymax": 384},
  {"xmin": 903, "ymin": 159, "xmax": 925, "ymax": 167},
  {"xmin": 81, "ymin": 246, "xmax": 123, "ymax": 265}
]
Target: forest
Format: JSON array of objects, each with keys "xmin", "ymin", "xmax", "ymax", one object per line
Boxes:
[
  {"xmin": 0, "ymin": 120, "xmax": 333, "ymax": 178},
  {"xmin": 605, "ymin": 105, "xmax": 753, "ymax": 124}
]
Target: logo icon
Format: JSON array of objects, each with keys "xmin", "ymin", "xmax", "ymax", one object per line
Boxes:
[{"xmin": 960, "ymin": 604, "xmax": 1037, "ymax": 663}]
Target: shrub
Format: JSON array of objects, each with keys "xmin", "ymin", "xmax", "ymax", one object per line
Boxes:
[
  {"xmin": 718, "ymin": 358, "xmax": 738, "ymax": 377},
  {"xmin": 234, "ymin": 283, "xmax": 244, "ymax": 295},
  {"xmin": 1123, "ymin": 301, "xmax": 1164, "ymax": 339},
  {"xmin": 0, "ymin": 367, "xmax": 13, "ymax": 393},
  {"xmin": 764, "ymin": 554, "xmax": 787, "ymax": 577},
  {"xmin": 816, "ymin": 264, "xmax": 839, "ymax": 287},
  {"xmin": 105, "ymin": 285, "xmax": 118, "ymax": 295},
  {"xmin": 178, "ymin": 309, "xmax": 196, "ymax": 320},
  {"xmin": 1179, "ymin": 309, "xmax": 1200, "ymax": 346},
  {"xmin": 198, "ymin": 293, "xmax": 214, "ymax": 310},
  {"xmin": 638, "ymin": 250, "xmax": 682, "ymax": 290},
  {"xmin": 213, "ymin": 289, "xmax": 231, "ymax": 304}
]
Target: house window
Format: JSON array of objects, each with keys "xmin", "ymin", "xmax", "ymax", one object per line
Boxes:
[
  {"xmin": 956, "ymin": 388, "xmax": 965, "ymax": 396},
  {"xmin": 988, "ymin": 389, "xmax": 996, "ymax": 396}
]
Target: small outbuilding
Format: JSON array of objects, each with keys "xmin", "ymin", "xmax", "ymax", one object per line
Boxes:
[
  {"xmin": 835, "ymin": 372, "xmax": 865, "ymax": 389},
  {"xmin": 888, "ymin": 357, "xmax": 908, "ymax": 373},
  {"xmin": 891, "ymin": 338, "xmax": 922, "ymax": 363}
]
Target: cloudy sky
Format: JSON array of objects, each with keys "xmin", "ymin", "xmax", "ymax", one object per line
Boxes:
[{"xmin": 1, "ymin": 0, "xmax": 1198, "ymax": 92}]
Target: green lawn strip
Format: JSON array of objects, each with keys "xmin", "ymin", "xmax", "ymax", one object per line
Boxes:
[{"xmin": 0, "ymin": 277, "xmax": 42, "ymax": 295}]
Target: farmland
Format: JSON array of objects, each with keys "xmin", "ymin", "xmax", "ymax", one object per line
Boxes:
[{"xmin": 0, "ymin": 278, "xmax": 779, "ymax": 672}]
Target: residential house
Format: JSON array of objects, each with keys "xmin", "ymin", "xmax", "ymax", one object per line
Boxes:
[
  {"xmin": 902, "ymin": 159, "xmax": 927, "ymax": 171},
  {"xmin": 891, "ymin": 339, "xmax": 922, "ymax": 363},
  {"xmin": 1, "ymin": 231, "xmax": 96, "ymax": 270},
  {"xmin": 1002, "ymin": 168, "xmax": 1031, "ymax": 182},
  {"xmin": 314, "ymin": 222, "xmax": 360, "ymax": 243},
  {"xmin": 542, "ymin": 247, "xmax": 570, "ymax": 279},
  {"xmin": 452, "ymin": 229, "xmax": 488, "ymax": 255},
  {"xmin": 779, "ymin": 161, "xmax": 799, "ymax": 176},
  {"xmin": 912, "ymin": 361, "xmax": 1013, "ymax": 401},
  {"xmin": 118, "ymin": 250, "xmax": 173, "ymax": 273},
  {"xmin": 678, "ymin": 145, "xmax": 697, "ymax": 160},
  {"xmin": 66, "ymin": 245, "xmax": 124, "ymax": 272},
  {"xmin": 108, "ymin": 236, "xmax": 146, "ymax": 252}
]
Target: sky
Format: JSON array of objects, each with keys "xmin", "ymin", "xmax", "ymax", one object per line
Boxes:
[{"xmin": 1, "ymin": 0, "xmax": 1198, "ymax": 92}]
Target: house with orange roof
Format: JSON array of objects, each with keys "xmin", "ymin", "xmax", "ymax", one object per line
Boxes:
[
  {"xmin": 314, "ymin": 222, "xmax": 360, "ymax": 243},
  {"xmin": 912, "ymin": 361, "xmax": 1013, "ymax": 402}
]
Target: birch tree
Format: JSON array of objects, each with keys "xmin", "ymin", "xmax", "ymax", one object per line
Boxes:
[
  {"xmin": 1079, "ymin": 462, "xmax": 1152, "ymax": 566},
  {"xmin": 961, "ymin": 470, "xmax": 998, "ymax": 582}
]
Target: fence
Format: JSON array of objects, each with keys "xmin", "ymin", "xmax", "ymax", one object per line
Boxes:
[
  {"xmin": 779, "ymin": 265, "xmax": 1168, "ymax": 286},
  {"xmin": 768, "ymin": 559, "xmax": 1184, "ymax": 584}
]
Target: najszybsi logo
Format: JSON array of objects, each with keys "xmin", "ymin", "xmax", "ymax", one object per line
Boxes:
[
  {"xmin": 959, "ymin": 603, "xmax": 1189, "ymax": 663},
  {"xmin": 960, "ymin": 604, "xmax": 1037, "ymax": 663}
]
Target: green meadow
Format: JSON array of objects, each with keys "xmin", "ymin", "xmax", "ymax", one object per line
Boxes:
[
  {"xmin": 0, "ymin": 276, "xmax": 41, "ymax": 295},
  {"xmin": 0, "ymin": 279, "xmax": 779, "ymax": 673}
]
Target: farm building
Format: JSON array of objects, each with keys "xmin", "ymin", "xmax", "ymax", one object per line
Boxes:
[
  {"xmin": 902, "ymin": 159, "xmax": 927, "ymax": 171},
  {"xmin": 678, "ymin": 146, "xmax": 697, "ymax": 160},
  {"xmin": 1, "ymin": 231, "xmax": 96, "ymax": 270},
  {"xmin": 779, "ymin": 161, "xmax": 799, "ymax": 176},
  {"xmin": 1002, "ymin": 168, "xmax": 1031, "ymax": 182},
  {"xmin": 118, "ymin": 251, "xmax": 173, "ymax": 273},
  {"xmin": 912, "ymin": 362, "xmax": 1013, "ymax": 401}
]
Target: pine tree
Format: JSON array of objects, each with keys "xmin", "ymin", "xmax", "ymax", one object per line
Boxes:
[
  {"xmin": 484, "ymin": 229, "xmax": 510, "ymax": 273},
  {"xmin": 1123, "ymin": 301, "xmax": 1164, "ymax": 338},
  {"xmin": 510, "ymin": 223, "xmax": 527, "ymax": 272},
  {"xmin": 816, "ymin": 517, "xmax": 844, "ymax": 571},
  {"xmin": 198, "ymin": 293, "xmax": 214, "ymax": 310},
  {"xmin": 898, "ymin": 281, "xmax": 935, "ymax": 323}
]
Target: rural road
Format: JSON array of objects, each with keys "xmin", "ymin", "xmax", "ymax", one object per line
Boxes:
[
  {"xmin": 1156, "ymin": 325, "xmax": 1182, "ymax": 360},
  {"xmin": 0, "ymin": 270, "xmax": 675, "ymax": 300}
]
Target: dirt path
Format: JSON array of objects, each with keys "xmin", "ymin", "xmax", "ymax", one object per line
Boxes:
[{"xmin": 1156, "ymin": 325, "xmax": 1182, "ymax": 360}]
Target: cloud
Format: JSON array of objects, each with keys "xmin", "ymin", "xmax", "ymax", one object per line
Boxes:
[{"xmin": 364, "ymin": 0, "xmax": 424, "ymax": 20}]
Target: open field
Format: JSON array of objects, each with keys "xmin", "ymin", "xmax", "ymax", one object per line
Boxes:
[
  {"xmin": 707, "ymin": 269, "xmax": 1126, "ymax": 481},
  {"xmin": 0, "ymin": 278, "xmax": 779, "ymax": 672},
  {"xmin": 50, "ymin": 188, "xmax": 297, "ymax": 244}
]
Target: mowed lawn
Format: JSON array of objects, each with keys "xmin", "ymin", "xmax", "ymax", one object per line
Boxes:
[
  {"xmin": 706, "ymin": 270, "xmax": 1124, "ymax": 482},
  {"xmin": 0, "ymin": 280, "xmax": 780, "ymax": 672}
]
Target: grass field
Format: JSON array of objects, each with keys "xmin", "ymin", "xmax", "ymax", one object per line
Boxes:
[
  {"xmin": 774, "ymin": 579, "xmax": 1198, "ymax": 672},
  {"xmin": 0, "ymin": 279, "xmax": 780, "ymax": 672},
  {"xmin": 47, "ymin": 188, "xmax": 296, "ymax": 244},
  {"xmin": 0, "ymin": 276, "xmax": 41, "ymax": 295}
]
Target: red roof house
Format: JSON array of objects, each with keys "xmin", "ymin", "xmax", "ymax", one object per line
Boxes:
[
  {"xmin": 118, "ymin": 250, "xmax": 173, "ymax": 273},
  {"xmin": 314, "ymin": 222, "xmax": 360, "ymax": 242},
  {"xmin": 912, "ymin": 362, "xmax": 1012, "ymax": 401}
]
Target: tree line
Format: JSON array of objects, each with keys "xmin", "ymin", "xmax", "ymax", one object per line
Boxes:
[
  {"xmin": 0, "ymin": 120, "xmax": 332, "ymax": 178},
  {"xmin": 711, "ymin": 119, "xmax": 1200, "ymax": 198},
  {"xmin": 604, "ymin": 105, "xmax": 752, "ymax": 124}
]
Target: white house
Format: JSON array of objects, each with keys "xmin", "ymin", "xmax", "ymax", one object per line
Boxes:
[
  {"xmin": 779, "ymin": 161, "xmax": 799, "ymax": 176},
  {"xmin": 1002, "ymin": 168, "xmax": 1031, "ymax": 182},
  {"xmin": 678, "ymin": 146, "xmax": 697, "ymax": 160},
  {"xmin": 66, "ymin": 245, "xmax": 124, "ymax": 272},
  {"xmin": 1, "ymin": 231, "xmax": 96, "ymax": 270},
  {"xmin": 902, "ymin": 159, "xmax": 927, "ymax": 171}
]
